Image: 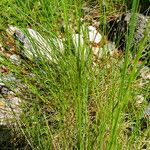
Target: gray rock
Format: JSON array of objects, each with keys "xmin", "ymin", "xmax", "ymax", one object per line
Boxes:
[
  {"xmin": 6, "ymin": 26, "xmax": 64, "ymax": 62},
  {"xmin": 0, "ymin": 74, "xmax": 17, "ymax": 85},
  {"xmin": 9, "ymin": 54, "xmax": 21, "ymax": 65},
  {"xmin": 107, "ymin": 12, "xmax": 150, "ymax": 65},
  {"xmin": 0, "ymin": 85, "xmax": 11, "ymax": 95},
  {"xmin": 0, "ymin": 82, "xmax": 21, "ymax": 126},
  {"xmin": 103, "ymin": 42, "xmax": 116, "ymax": 56},
  {"xmin": 108, "ymin": 12, "xmax": 150, "ymax": 47},
  {"xmin": 0, "ymin": 94, "xmax": 21, "ymax": 126},
  {"xmin": 140, "ymin": 66, "xmax": 150, "ymax": 80}
]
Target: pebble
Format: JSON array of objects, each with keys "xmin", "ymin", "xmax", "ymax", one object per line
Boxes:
[
  {"xmin": 103, "ymin": 42, "xmax": 116, "ymax": 56},
  {"xmin": 0, "ymin": 85, "xmax": 11, "ymax": 95},
  {"xmin": 140, "ymin": 66, "xmax": 150, "ymax": 80},
  {"xmin": 136, "ymin": 95, "xmax": 145, "ymax": 104},
  {"xmin": 9, "ymin": 54, "xmax": 21, "ymax": 65},
  {"xmin": 92, "ymin": 42, "xmax": 117, "ymax": 58},
  {"xmin": 0, "ymin": 43, "xmax": 4, "ymax": 52},
  {"xmin": 144, "ymin": 103, "xmax": 150, "ymax": 119}
]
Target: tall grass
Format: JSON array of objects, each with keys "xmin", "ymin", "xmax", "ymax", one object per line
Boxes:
[{"xmin": 0, "ymin": 0, "xmax": 149, "ymax": 149}]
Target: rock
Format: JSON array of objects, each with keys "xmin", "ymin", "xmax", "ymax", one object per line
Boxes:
[
  {"xmin": 0, "ymin": 73, "xmax": 22, "ymax": 126},
  {"xmin": 136, "ymin": 95, "xmax": 145, "ymax": 104},
  {"xmin": 7, "ymin": 25, "xmax": 64, "ymax": 62},
  {"xmin": 92, "ymin": 42, "xmax": 117, "ymax": 58},
  {"xmin": 82, "ymin": 1, "xmax": 100, "ymax": 28},
  {"xmin": 72, "ymin": 25, "xmax": 102, "ymax": 46},
  {"xmin": 92, "ymin": 46, "xmax": 103, "ymax": 58},
  {"xmin": 9, "ymin": 54, "xmax": 21, "ymax": 65},
  {"xmin": 72, "ymin": 25, "xmax": 103, "ymax": 58},
  {"xmin": 103, "ymin": 42, "xmax": 116, "ymax": 56},
  {"xmin": 0, "ymin": 65, "xmax": 9, "ymax": 74},
  {"xmin": 140, "ymin": 66, "xmax": 150, "ymax": 80},
  {"xmin": 0, "ymin": 73, "xmax": 17, "ymax": 83},
  {"xmin": 88, "ymin": 26, "xmax": 102, "ymax": 43},
  {"xmin": 0, "ymin": 84, "xmax": 21, "ymax": 126},
  {"xmin": 0, "ymin": 85, "xmax": 11, "ymax": 95},
  {"xmin": 108, "ymin": 12, "xmax": 150, "ymax": 48},
  {"xmin": 7, "ymin": 25, "xmax": 105, "ymax": 61},
  {"xmin": 71, "ymin": 25, "xmax": 118, "ymax": 60},
  {"xmin": 7, "ymin": 25, "xmax": 120, "ymax": 63},
  {"xmin": 127, "ymin": 0, "xmax": 150, "ymax": 15},
  {"xmin": 0, "ymin": 43, "xmax": 5, "ymax": 52},
  {"xmin": 107, "ymin": 12, "xmax": 150, "ymax": 65}
]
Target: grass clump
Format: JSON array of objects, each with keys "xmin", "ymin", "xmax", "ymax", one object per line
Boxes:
[{"xmin": 0, "ymin": 0, "xmax": 149, "ymax": 149}]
